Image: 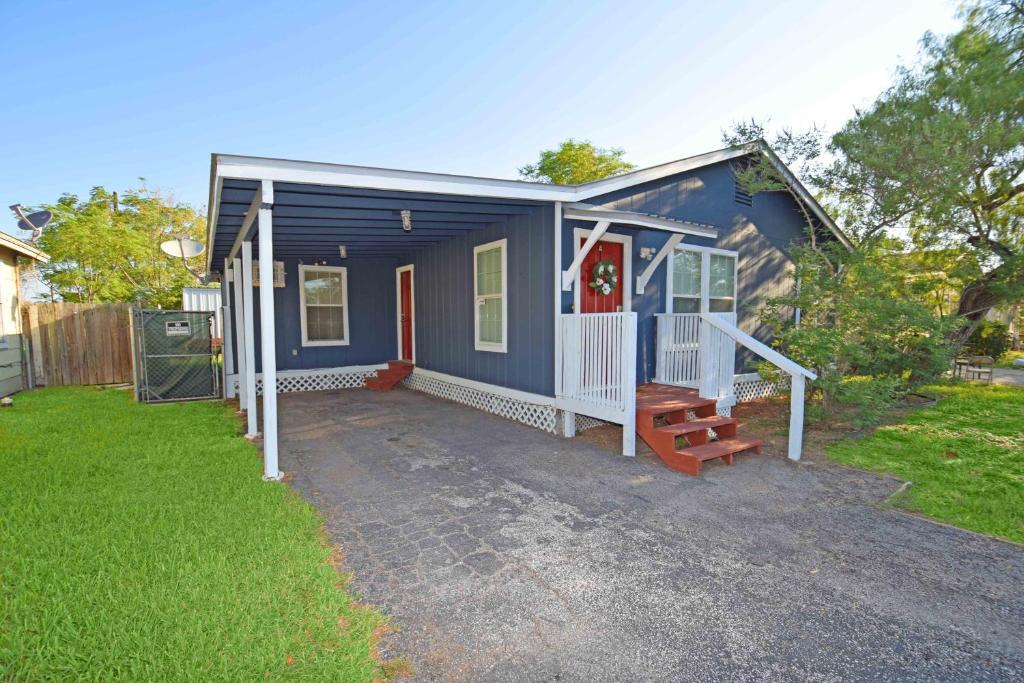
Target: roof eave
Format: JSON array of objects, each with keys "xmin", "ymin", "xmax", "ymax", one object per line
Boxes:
[{"xmin": 0, "ymin": 232, "xmax": 49, "ymax": 263}]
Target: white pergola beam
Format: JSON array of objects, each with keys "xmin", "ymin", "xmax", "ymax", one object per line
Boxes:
[
  {"xmin": 635, "ymin": 234, "xmax": 683, "ymax": 294},
  {"xmin": 257, "ymin": 179, "xmax": 282, "ymax": 481},
  {"xmin": 240, "ymin": 246, "xmax": 258, "ymax": 436},
  {"xmin": 562, "ymin": 220, "xmax": 610, "ymax": 291},
  {"xmin": 227, "ymin": 189, "xmax": 262, "ymax": 262}
]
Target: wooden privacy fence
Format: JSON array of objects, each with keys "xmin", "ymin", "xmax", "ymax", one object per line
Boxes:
[{"xmin": 21, "ymin": 303, "xmax": 133, "ymax": 387}]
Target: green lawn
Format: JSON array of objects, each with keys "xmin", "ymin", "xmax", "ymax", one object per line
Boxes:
[
  {"xmin": 828, "ymin": 383, "xmax": 1024, "ymax": 544},
  {"xmin": 1, "ymin": 387, "xmax": 392, "ymax": 680}
]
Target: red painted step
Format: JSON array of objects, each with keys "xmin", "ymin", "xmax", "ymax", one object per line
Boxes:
[
  {"xmin": 365, "ymin": 360, "xmax": 413, "ymax": 391},
  {"xmin": 634, "ymin": 383, "xmax": 764, "ymax": 476}
]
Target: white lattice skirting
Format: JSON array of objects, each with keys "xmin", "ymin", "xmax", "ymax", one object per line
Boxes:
[
  {"xmin": 401, "ymin": 370, "xmax": 559, "ymax": 434},
  {"xmin": 228, "ymin": 365, "xmax": 385, "ymax": 396}
]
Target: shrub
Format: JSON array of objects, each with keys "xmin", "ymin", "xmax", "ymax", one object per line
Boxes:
[
  {"xmin": 759, "ymin": 241, "xmax": 956, "ymax": 426},
  {"xmin": 963, "ymin": 320, "xmax": 1011, "ymax": 360}
]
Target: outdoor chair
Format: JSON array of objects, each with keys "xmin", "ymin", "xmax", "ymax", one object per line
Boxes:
[{"xmin": 964, "ymin": 355, "xmax": 994, "ymax": 384}]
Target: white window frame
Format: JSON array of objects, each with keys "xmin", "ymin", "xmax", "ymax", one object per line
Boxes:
[
  {"xmin": 298, "ymin": 264, "xmax": 350, "ymax": 347},
  {"xmin": 473, "ymin": 238, "xmax": 508, "ymax": 353},
  {"xmin": 666, "ymin": 244, "xmax": 738, "ymax": 314}
]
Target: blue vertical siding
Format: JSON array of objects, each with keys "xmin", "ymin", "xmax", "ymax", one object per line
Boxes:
[
  {"xmin": 570, "ymin": 158, "xmax": 813, "ymax": 381},
  {"xmin": 250, "ymin": 256, "xmax": 399, "ymax": 372},
  {"xmin": 406, "ymin": 206, "xmax": 555, "ymax": 396}
]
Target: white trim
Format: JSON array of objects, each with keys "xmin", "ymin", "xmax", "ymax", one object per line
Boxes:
[
  {"xmin": 562, "ymin": 220, "xmax": 610, "ymax": 290},
  {"xmin": 407, "ymin": 366, "xmax": 555, "ymax": 406},
  {"xmin": 572, "ymin": 228, "xmax": 632, "ymax": 314},
  {"xmin": 206, "ymin": 143, "xmax": 851, "ymax": 272},
  {"xmin": 0, "ymin": 232, "xmax": 49, "ymax": 263},
  {"xmin": 473, "ymin": 238, "xmax": 508, "ymax": 353},
  {"xmin": 563, "ymin": 204, "xmax": 717, "ymax": 238},
  {"xmin": 635, "ymin": 234, "xmax": 682, "ymax": 295},
  {"xmin": 298, "ymin": 264, "xmax": 351, "ymax": 347},
  {"xmin": 395, "ymin": 264, "xmax": 416, "ymax": 363}
]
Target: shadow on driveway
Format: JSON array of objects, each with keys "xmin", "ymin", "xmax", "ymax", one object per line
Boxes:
[{"xmin": 280, "ymin": 387, "xmax": 1023, "ymax": 681}]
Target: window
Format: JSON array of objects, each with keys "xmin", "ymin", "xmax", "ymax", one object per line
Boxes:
[
  {"xmin": 671, "ymin": 249, "xmax": 701, "ymax": 313},
  {"xmin": 708, "ymin": 253, "xmax": 736, "ymax": 312},
  {"xmin": 669, "ymin": 247, "xmax": 737, "ymax": 314},
  {"xmin": 474, "ymin": 239, "xmax": 507, "ymax": 352},
  {"xmin": 299, "ymin": 265, "xmax": 349, "ymax": 346}
]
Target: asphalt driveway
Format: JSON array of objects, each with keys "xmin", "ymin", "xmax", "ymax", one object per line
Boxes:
[{"xmin": 280, "ymin": 387, "xmax": 1023, "ymax": 681}]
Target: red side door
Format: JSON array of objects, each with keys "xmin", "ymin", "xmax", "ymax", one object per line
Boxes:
[
  {"xmin": 579, "ymin": 239, "xmax": 624, "ymax": 313},
  {"xmin": 400, "ymin": 270, "xmax": 413, "ymax": 361}
]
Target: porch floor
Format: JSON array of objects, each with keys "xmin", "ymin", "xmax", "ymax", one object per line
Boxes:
[{"xmin": 278, "ymin": 387, "xmax": 1024, "ymax": 680}]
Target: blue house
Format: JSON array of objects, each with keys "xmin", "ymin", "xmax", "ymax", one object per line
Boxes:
[{"xmin": 206, "ymin": 142, "xmax": 845, "ymax": 479}]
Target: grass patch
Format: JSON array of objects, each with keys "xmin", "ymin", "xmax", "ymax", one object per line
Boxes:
[
  {"xmin": 827, "ymin": 383, "xmax": 1024, "ymax": 544},
  {"xmin": 0, "ymin": 387, "xmax": 391, "ymax": 680}
]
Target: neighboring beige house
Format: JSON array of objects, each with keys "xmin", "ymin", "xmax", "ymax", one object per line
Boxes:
[{"xmin": 0, "ymin": 232, "xmax": 49, "ymax": 397}]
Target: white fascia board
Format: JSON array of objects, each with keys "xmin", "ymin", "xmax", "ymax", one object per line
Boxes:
[
  {"xmin": 205, "ymin": 155, "xmax": 222, "ymax": 272},
  {"xmin": 573, "ymin": 146, "xmax": 754, "ymax": 200},
  {"xmin": 563, "ymin": 205, "xmax": 717, "ymax": 238},
  {"xmin": 214, "ymin": 154, "xmax": 576, "ymax": 202},
  {"xmin": 0, "ymin": 232, "xmax": 49, "ymax": 263}
]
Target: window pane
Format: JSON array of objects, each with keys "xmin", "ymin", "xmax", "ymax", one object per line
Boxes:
[
  {"xmin": 307, "ymin": 305, "xmax": 345, "ymax": 341},
  {"xmin": 709, "ymin": 298, "xmax": 735, "ymax": 313},
  {"xmin": 709, "ymin": 254, "xmax": 735, "ymax": 298},
  {"xmin": 476, "ymin": 247, "xmax": 502, "ymax": 296},
  {"xmin": 672, "ymin": 250, "xmax": 701, "ymax": 297},
  {"xmin": 672, "ymin": 297, "xmax": 699, "ymax": 313},
  {"xmin": 479, "ymin": 297, "xmax": 502, "ymax": 343},
  {"xmin": 304, "ymin": 269, "xmax": 344, "ymax": 306}
]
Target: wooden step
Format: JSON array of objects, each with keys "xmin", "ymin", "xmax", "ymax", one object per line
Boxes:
[
  {"xmin": 365, "ymin": 361, "xmax": 413, "ymax": 391},
  {"xmin": 653, "ymin": 416, "xmax": 736, "ymax": 437},
  {"xmin": 677, "ymin": 437, "xmax": 763, "ymax": 463}
]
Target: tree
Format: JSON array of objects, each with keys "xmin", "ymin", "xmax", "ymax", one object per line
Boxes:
[
  {"xmin": 35, "ymin": 183, "xmax": 206, "ymax": 307},
  {"xmin": 825, "ymin": 0, "xmax": 1024, "ymax": 343},
  {"xmin": 518, "ymin": 139, "xmax": 636, "ymax": 184}
]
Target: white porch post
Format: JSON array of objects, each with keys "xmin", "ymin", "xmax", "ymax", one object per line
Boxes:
[
  {"xmin": 257, "ymin": 180, "xmax": 281, "ymax": 481},
  {"xmin": 231, "ymin": 257, "xmax": 247, "ymax": 407},
  {"xmin": 220, "ymin": 259, "xmax": 235, "ymax": 397},
  {"xmin": 240, "ymin": 246, "xmax": 258, "ymax": 436},
  {"xmin": 554, "ymin": 201, "xmax": 575, "ymax": 437},
  {"xmin": 788, "ymin": 374, "xmax": 806, "ymax": 461}
]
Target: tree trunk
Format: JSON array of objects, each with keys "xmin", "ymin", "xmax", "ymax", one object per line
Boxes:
[{"xmin": 949, "ymin": 266, "xmax": 1015, "ymax": 347}]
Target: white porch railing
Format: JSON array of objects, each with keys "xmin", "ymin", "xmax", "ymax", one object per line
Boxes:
[
  {"xmin": 557, "ymin": 312, "xmax": 638, "ymax": 456},
  {"xmin": 655, "ymin": 312, "xmax": 737, "ymax": 400},
  {"xmin": 655, "ymin": 313, "xmax": 817, "ymax": 460}
]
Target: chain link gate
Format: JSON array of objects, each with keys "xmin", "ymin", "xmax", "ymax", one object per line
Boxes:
[{"xmin": 132, "ymin": 309, "xmax": 221, "ymax": 402}]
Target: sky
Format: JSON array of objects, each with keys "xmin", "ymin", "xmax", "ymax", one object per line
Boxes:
[{"xmin": 1, "ymin": 0, "xmax": 961, "ymax": 238}]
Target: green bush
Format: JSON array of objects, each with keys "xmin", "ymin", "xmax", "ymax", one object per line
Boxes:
[
  {"xmin": 963, "ymin": 320, "xmax": 1011, "ymax": 360},
  {"xmin": 759, "ymin": 241, "xmax": 956, "ymax": 427}
]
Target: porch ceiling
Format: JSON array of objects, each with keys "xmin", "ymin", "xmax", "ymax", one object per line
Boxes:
[{"xmin": 210, "ymin": 179, "xmax": 546, "ymax": 267}]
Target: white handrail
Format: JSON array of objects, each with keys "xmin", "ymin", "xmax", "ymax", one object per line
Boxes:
[
  {"xmin": 700, "ymin": 313, "xmax": 817, "ymax": 380},
  {"xmin": 699, "ymin": 312, "xmax": 814, "ymax": 461}
]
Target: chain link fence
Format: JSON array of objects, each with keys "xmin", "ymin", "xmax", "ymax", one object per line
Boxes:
[{"xmin": 132, "ymin": 309, "xmax": 220, "ymax": 402}]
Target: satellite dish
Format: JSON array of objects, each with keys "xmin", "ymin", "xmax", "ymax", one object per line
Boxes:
[
  {"xmin": 9, "ymin": 205, "xmax": 52, "ymax": 243},
  {"xmin": 17, "ymin": 210, "xmax": 51, "ymax": 233},
  {"xmin": 160, "ymin": 237, "xmax": 205, "ymax": 258}
]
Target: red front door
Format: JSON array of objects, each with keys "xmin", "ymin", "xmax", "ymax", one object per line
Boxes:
[
  {"xmin": 399, "ymin": 269, "xmax": 413, "ymax": 360},
  {"xmin": 579, "ymin": 239, "xmax": 624, "ymax": 313}
]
